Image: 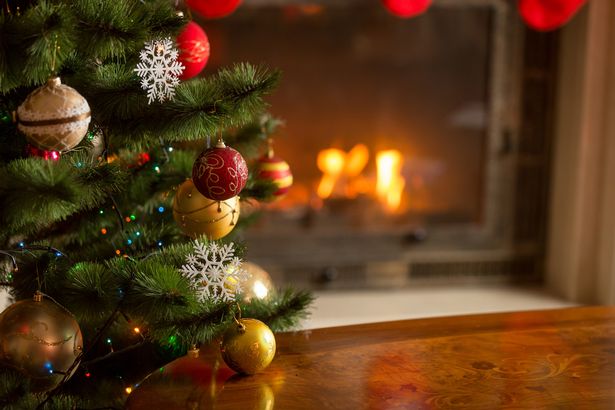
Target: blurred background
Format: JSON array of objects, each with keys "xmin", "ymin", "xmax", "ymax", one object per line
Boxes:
[{"xmin": 190, "ymin": 0, "xmax": 615, "ymax": 328}]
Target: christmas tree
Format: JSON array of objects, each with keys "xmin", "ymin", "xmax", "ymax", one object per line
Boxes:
[{"xmin": 0, "ymin": 0, "xmax": 312, "ymax": 407}]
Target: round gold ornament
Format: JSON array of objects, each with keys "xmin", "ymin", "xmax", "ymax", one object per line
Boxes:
[
  {"xmin": 0, "ymin": 292, "xmax": 83, "ymax": 392},
  {"xmin": 220, "ymin": 318, "xmax": 276, "ymax": 375},
  {"xmin": 173, "ymin": 179, "xmax": 240, "ymax": 240},
  {"xmin": 17, "ymin": 77, "xmax": 91, "ymax": 152},
  {"xmin": 239, "ymin": 262, "xmax": 274, "ymax": 301}
]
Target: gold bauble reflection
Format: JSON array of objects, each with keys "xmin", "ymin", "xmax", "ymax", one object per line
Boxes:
[
  {"xmin": 226, "ymin": 262, "xmax": 274, "ymax": 302},
  {"xmin": 0, "ymin": 294, "xmax": 83, "ymax": 392},
  {"xmin": 215, "ymin": 377, "xmax": 275, "ymax": 410},
  {"xmin": 220, "ymin": 319, "xmax": 276, "ymax": 375},
  {"xmin": 173, "ymin": 179, "xmax": 240, "ymax": 240}
]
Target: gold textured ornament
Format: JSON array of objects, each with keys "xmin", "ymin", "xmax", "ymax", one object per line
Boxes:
[
  {"xmin": 220, "ymin": 318, "xmax": 276, "ymax": 375},
  {"xmin": 17, "ymin": 77, "xmax": 91, "ymax": 152},
  {"xmin": 173, "ymin": 179, "xmax": 240, "ymax": 240},
  {"xmin": 0, "ymin": 292, "xmax": 83, "ymax": 392},
  {"xmin": 238, "ymin": 262, "xmax": 274, "ymax": 302}
]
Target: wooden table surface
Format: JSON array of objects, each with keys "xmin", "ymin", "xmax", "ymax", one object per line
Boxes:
[{"xmin": 129, "ymin": 306, "xmax": 615, "ymax": 409}]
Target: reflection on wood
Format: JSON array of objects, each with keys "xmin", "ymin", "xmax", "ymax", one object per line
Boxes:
[{"xmin": 131, "ymin": 307, "xmax": 615, "ymax": 409}]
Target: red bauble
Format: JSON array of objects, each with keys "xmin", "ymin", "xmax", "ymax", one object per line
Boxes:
[
  {"xmin": 257, "ymin": 154, "xmax": 293, "ymax": 200},
  {"xmin": 381, "ymin": 0, "xmax": 431, "ymax": 18},
  {"xmin": 125, "ymin": 349, "xmax": 235, "ymax": 410},
  {"xmin": 186, "ymin": 0, "xmax": 241, "ymax": 19},
  {"xmin": 177, "ymin": 21, "xmax": 210, "ymax": 80},
  {"xmin": 192, "ymin": 140, "xmax": 248, "ymax": 201},
  {"xmin": 26, "ymin": 144, "xmax": 61, "ymax": 161},
  {"xmin": 519, "ymin": 0, "xmax": 587, "ymax": 31}
]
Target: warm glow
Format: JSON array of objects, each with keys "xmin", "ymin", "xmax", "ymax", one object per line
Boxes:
[
  {"xmin": 125, "ymin": 387, "xmax": 133, "ymax": 394},
  {"xmin": 376, "ymin": 150, "xmax": 405, "ymax": 212},
  {"xmin": 315, "ymin": 144, "xmax": 406, "ymax": 212},
  {"xmin": 133, "ymin": 327, "xmax": 141, "ymax": 334},
  {"xmin": 253, "ymin": 281, "xmax": 269, "ymax": 299},
  {"xmin": 317, "ymin": 148, "xmax": 346, "ymax": 198},
  {"xmin": 344, "ymin": 144, "xmax": 369, "ymax": 177}
]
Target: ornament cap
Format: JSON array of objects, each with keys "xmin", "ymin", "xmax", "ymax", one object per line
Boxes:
[
  {"xmin": 33, "ymin": 291, "xmax": 43, "ymax": 302},
  {"xmin": 47, "ymin": 77, "xmax": 61, "ymax": 88},
  {"xmin": 215, "ymin": 138, "xmax": 226, "ymax": 149},
  {"xmin": 188, "ymin": 346, "xmax": 200, "ymax": 358},
  {"xmin": 266, "ymin": 138, "xmax": 275, "ymax": 159}
]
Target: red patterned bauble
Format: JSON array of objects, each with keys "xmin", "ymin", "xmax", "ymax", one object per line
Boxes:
[
  {"xmin": 186, "ymin": 0, "xmax": 241, "ymax": 19},
  {"xmin": 519, "ymin": 0, "xmax": 587, "ymax": 31},
  {"xmin": 192, "ymin": 140, "xmax": 248, "ymax": 201},
  {"xmin": 257, "ymin": 153, "xmax": 293, "ymax": 201},
  {"xmin": 177, "ymin": 21, "xmax": 210, "ymax": 80},
  {"xmin": 381, "ymin": 0, "xmax": 431, "ymax": 18}
]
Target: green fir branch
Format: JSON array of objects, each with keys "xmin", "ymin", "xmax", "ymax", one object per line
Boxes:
[{"xmin": 243, "ymin": 288, "xmax": 315, "ymax": 332}]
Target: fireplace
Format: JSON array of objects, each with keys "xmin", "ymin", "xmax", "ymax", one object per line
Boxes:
[{"xmin": 204, "ymin": 0, "xmax": 557, "ymax": 288}]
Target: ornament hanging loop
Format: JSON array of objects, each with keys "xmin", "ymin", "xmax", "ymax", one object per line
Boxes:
[
  {"xmin": 266, "ymin": 137, "xmax": 274, "ymax": 159},
  {"xmin": 216, "ymin": 128, "xmax": 225, "ymax": 148},
  {"xmin": 50, "ymin": 35, "xmax": 60, "ymax": 76},
  {"xmin": 233, "ymin": 303, "xmax": 246, "ymax": 333}
]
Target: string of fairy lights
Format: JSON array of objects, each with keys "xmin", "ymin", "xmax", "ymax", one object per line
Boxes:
[{"xmin": 0, "ymin": 114, "xmax": 187, "ymax": 401}]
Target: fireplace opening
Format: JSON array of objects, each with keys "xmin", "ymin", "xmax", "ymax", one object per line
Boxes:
[{"xmin": 204, "ymin": 0, "xmax": 557, "ymax": 289}]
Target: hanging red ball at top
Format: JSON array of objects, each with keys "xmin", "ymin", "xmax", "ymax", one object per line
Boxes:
[
  {"xmin": 177, "ymin": 21, "xmax": 210, "ymax": 80},
  {"xmin": 192, "ymin": 140, "xmax": 248, "ymax": 201},
  {"xmin": 381, "ymin": 0, "xmax": 431, "ymax": 18},
  {"xmin": 186, "ymin": 0, "xmax": 242, "ymax": 19},
  {"xmin": 519, "ymin": 0, "xmax": 587, "ymax": 31}
]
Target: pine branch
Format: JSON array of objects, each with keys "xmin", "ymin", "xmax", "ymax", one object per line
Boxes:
[
  {"xmin": 84, "ymin": 63, "xmax": 280, "ymax": 148},
  {"xmin": 72, "ymin": 0, "xmax": 183, "ymax": 61},
  {"xmin": 243, "ymin": 288, "xmax": 315, "ymax": 332},
  {"xmin": 0, "ymin": 157, "xmax": 126, "ymax": 235},
  {"xmin": 0, "ymin": 1, "xmax": 76, "ymax": 92}
]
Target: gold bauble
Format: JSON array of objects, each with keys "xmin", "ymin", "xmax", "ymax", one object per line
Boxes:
[
  {"xmin": 220, "ymin": 319, "xmax": 276, "ymax": 375},
  {"xmin": 0, "ymin": 293, "xmax": 83, "ymax": 392},
  {"xmin": 239, "ymin": 262, "xmax": 274, "ymax": 302},
  {"xmin": 173, "ymin": 179, "xmax": 240, "ymax": 240},
  {"xmin": 17, "ymin": 77, "xmax": 91, "ymax": 152}
]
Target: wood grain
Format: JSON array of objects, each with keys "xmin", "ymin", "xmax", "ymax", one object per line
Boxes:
[{"xmin": 131, "ymin": 306, "xmax": 615, "ymax": 409}]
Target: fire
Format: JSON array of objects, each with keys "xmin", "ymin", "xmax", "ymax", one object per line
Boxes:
[
  {"xmin": 376, "ymin": 150, "xmax": 405, "ymax": 213},
  {"xmin": 316, "ymin": 148, "xmax": 346, "ymax": 199},
  {"xmin": 315, "ymin": 145, "xmax": 405, "ymax": 212}
]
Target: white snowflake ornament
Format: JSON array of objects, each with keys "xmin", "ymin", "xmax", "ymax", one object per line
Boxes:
[
  {"xmin": 180, "ymin": 241, "xmax": 250, "ymax": 303},
  {"xmin": 134, "ymin": 38, "xmax": 185, "ymax": 104}
]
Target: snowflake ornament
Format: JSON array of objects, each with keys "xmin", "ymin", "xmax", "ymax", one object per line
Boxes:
[
  {"xmin": 180, "ymin": 241, "xmax": 250, "ymax": 303},
  {"xmin": 134, "ymin": 38, "xmax": 185, "ymax": 104}
]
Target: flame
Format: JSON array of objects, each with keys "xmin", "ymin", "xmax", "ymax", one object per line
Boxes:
[
  {"xmin": 316, "ymin": 148, "xmax": 346, "ymax": 199},
  {"xmin": 344, "ymin": 144, "xmax": 369, "ymax": 177},
  {"xmin": 315, "ymin": 145, "xmax": 406, "ymax": 213},
  {"xmin": 376, "ymin": 150, "xmax": 405, "ymax": 213}
]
